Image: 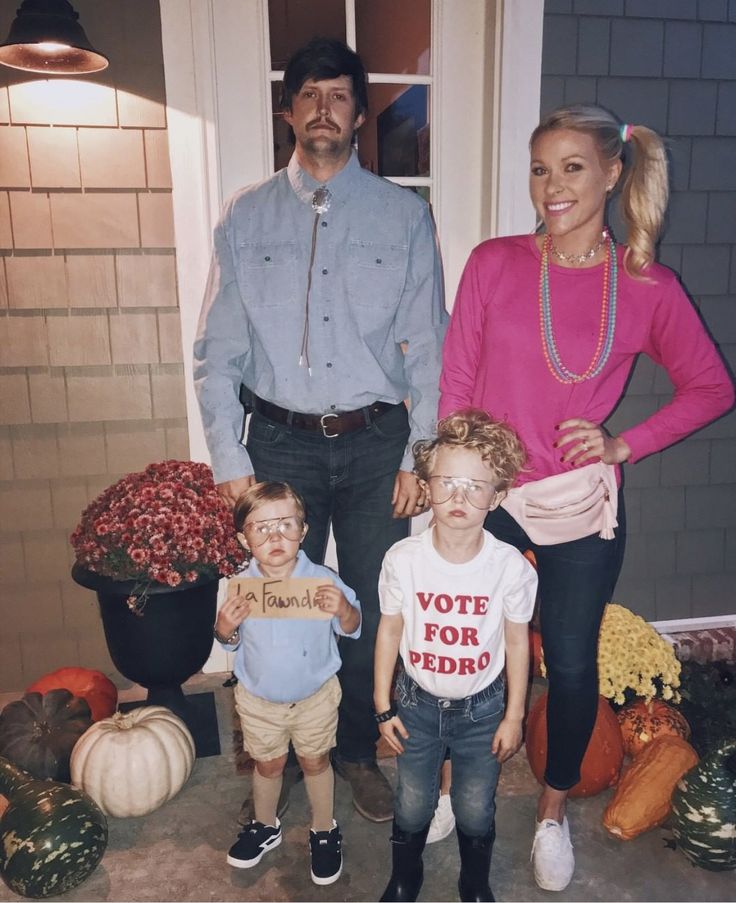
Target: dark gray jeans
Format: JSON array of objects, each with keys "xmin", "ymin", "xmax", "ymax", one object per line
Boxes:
[{"xmin": 484, "ymin": 491, "xmax": 626, "ymax": 790}]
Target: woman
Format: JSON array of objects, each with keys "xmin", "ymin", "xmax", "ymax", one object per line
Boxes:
[{"xmin": 439, "ymin": 104, "xmax": 734, "ymax": 893}]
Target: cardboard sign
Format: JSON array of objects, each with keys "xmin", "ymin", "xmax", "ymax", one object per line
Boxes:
[{"xmin": 227, "ymin": 576, "xmax": 333, "ymax": 620}]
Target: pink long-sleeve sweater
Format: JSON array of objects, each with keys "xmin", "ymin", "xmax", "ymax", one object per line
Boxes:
[{"xmin": 439, "ymin": 235, "xmax": 734, "ymax": 486}]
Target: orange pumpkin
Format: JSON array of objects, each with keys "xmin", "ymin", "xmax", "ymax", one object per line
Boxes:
[
  {"xmin": 26, "ymin": 667, "xmax": 117, "ymax": 722},
  {"xmin": 616, "ymin": 699, "xmax": 690, "ymax": 758},
  {"xmin": 522, "ymin": 551, "xmax": 543, "ymax": 676},
  {"xmin": 528, "ymin": 628, "xmax": 544, "ymax": 677},
  {"xmin": 526, "ymin": 692, "xmax": 624, "ymax": 797}
]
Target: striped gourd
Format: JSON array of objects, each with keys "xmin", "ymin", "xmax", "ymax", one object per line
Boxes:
[
  {"xmin": 671, "ymin": 739, "xmax": 736, "ymax": 872},
  {"xmin": 0, "ymin": 756, "xmax": 107, "ymax": 899}
]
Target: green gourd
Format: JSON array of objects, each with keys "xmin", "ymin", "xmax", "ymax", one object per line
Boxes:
[
  {"xmin": 0, "ymin": 690, "xmax": 91, "ymax": 782},
  {"xmin": 671, "ymin": 738, "xmax": 736, "ymax": 871},
  {"xmin": 0, "ymin": 756, "xmax": 108, "ymax": 899}
]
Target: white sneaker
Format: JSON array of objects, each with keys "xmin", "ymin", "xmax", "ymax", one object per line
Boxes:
[
  {"xmin": 531, "ymin": 817, "xmax": 574, "ymax": 891},
  {"xmin": 426, "ymin": 793, "xmax": 455, "ymax": 844}
]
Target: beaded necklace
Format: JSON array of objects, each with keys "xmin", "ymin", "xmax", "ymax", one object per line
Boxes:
[{"xmin": 538, "ymin": 233, "xmax": 618, "ymax": 384}]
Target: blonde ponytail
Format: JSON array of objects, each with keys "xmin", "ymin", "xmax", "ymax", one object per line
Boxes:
[
  {"xmin": 619, "ymin": 124, "xmax": 668, "ymax": 278},
  {"xmin": 531, "ymin": 105, "xmax": 669, "ymax": 278}
]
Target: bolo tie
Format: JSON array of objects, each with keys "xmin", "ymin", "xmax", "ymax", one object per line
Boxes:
[{"xmin": 299, "ymin": 186, "xmax": 332, "ymax": 375}]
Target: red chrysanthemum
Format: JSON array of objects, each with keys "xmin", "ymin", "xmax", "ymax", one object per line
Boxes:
[{"xmin": 70, "ymin": 459, "xmax": 247, "ymax": 587}]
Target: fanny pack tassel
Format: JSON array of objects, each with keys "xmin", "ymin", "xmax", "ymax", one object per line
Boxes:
[{"xmin": 599, "ymin": 492, "xmax": 618, "ymax": 540}]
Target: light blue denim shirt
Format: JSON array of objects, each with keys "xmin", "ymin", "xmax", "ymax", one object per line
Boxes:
[
  {"xmin": 194, "ymin": 151, "xmax": 447, "ymax": 483},
  {"xmin": 220, "ymin": 550, "xmax": 361, "ymax": 704}
]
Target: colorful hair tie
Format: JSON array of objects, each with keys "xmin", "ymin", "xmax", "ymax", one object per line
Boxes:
[{"xmin": 619, "ymin": 123, "xmax": 633, "ymax": 143}]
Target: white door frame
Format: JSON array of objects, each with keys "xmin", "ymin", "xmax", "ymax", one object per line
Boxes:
[{"xmin": 159, "ymin": 0, "xmax": 543, "ymax": 670}]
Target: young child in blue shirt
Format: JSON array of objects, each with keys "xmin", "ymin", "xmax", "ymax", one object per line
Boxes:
[{"xmin": 215, "ymin": 480, "xmax": 361, "ymax": 886}]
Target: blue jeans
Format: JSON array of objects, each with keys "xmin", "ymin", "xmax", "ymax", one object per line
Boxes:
[
  {"xmin": 394, "ymin": 670, "xmax": 505, "ymax": 837},
  {"xmin": 246, "ymin": 403, "xmax": 410, "ymax": 762},
  {"xmin": 484, "ymin": 492, "xmax": 626, "ymax": 790}
]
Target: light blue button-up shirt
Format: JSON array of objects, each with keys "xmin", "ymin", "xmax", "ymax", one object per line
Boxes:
[
  {"xmin": 220, "ymin": 550, "xmax": 361, "ymax": 704},
  {"xmin": 194, "ymin": 151, "xmax": 447, "ymax": 483}
]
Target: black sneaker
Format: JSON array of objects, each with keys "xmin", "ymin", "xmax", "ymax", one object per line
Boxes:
[
  {"xmin": 227, "ymin": 819, "xmax": 282, "ymax": 868},
  {"xmin": 309, "ymin": 820, "xmax": 343, "ymax": 886}
]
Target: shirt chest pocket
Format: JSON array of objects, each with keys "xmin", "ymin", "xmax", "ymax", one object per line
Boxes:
[
  {"xmin": 238, "ymin": 241, "xmax": 298, "ymax": 308},
  {"xmin": 347, "ymin": 241, "xmax": 408, "ymax": 309}
]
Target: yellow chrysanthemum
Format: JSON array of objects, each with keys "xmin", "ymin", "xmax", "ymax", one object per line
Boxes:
[{"xmin": 539, "ymin": 603, "xmax": 681, "ymax": 703}]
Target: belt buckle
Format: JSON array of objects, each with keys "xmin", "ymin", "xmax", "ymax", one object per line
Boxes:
[{"xmin": 320, "ymin": 412, "xmax": 339, "ymax": 438}]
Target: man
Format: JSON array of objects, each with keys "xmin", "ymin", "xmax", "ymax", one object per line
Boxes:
[{"xmin": 194, "ymin": 37, "xmax": 446, "ymax": 823}]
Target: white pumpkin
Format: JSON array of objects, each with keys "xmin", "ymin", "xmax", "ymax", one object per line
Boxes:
[{"xmin": 70, "ymin": 705, "xmax": 195, "ymax": 817}]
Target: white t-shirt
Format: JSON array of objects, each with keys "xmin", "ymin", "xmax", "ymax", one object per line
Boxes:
[{"xmin": 379, "ymin": 527, "xmax": 538, "ymax": 698}]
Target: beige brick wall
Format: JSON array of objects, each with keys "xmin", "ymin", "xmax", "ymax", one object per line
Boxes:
[{"xmin": 0, "ymin": 0, "xmax": 189, "ymax": 691}]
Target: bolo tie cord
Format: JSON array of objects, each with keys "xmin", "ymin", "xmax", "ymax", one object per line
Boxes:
[
  {"xmin": 299, "ymin": 186, "xmax": 332, "ymax": 376},
  {"xmin": 298, "ymin": 211, "xmax": 320, "ymax": 376}
]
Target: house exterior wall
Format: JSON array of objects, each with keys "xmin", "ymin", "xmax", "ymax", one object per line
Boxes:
[
  {"xmin": 0, "ymin": 0, "xmax": 188, "ymax": 690},
  {"xmin": 540, "ymin": 0, "xmax": 736, "ymax": 620}
]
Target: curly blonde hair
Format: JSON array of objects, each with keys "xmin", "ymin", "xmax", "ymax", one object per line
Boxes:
[
  {"xmin": 413, "ymin": 409, "xmax": 527, "ymax": 492},
  {"xmin": 531, "ymin": 103, "xmax": 669, "ymax": 279}
]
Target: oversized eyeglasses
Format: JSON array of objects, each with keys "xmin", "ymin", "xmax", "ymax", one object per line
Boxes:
[
  {"xmin": 426, "ymin": 476, "xmax": 497, "ymax": 509},
  {"xmin": 243, "ymin": 515, "xmax": 305, "ymax": 546}
]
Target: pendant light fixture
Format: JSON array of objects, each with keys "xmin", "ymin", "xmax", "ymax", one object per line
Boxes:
[{"xmin": 0, "ymin": 0, "xmax": 108, "ymax": 75}]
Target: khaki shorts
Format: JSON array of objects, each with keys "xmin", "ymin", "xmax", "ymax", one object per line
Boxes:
[{"xmin": 234, "ymin": 674, "xmax": 342, "ymax": 762}]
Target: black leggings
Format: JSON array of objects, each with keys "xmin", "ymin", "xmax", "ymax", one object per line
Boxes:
[{"xmin": 484, "ymin": 492, "xmax": 625, "ymax": 790}]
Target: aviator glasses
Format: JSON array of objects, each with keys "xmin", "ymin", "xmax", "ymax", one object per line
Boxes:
[
  {"xmin": 426, "ymin": 475, "xmax": 497, "ymax": 510},
  {"xmin": 243, "ymin": 515, "xmax": 304, "ymax": 546}
]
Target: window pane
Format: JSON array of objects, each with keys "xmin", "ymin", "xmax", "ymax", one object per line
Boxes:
[
  {"xmin": 358, "ymin": 84, "xmax": 430, "ymax": 178},
  {"xmin": 268, "ymin": 0, "xmax": 346, "ymax": 70},
  {"xmin": 272, "ymin": 81, "xmax": 293, "ymax": 171},
  {"xmin": 355, "ymin": 0, "xmax": 430, "ymax": 75},
  {"xmin": 407, "ymin": 186, "xmax": 431, "ymax": 204}
]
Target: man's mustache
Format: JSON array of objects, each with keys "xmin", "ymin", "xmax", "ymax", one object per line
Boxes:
[{"xmin": 307, "ymin": 118, "xmax": 340, "ymax": 132}]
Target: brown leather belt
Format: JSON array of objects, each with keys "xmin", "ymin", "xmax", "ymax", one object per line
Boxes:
[{"xmin": 254, "ymin": 396, "xmax": 399, "ymax": 438}]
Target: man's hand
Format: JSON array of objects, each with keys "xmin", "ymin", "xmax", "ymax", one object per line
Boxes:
[
  {"xmin": 216, "ymin": 474, "xmax": 256, "ymax": 508},
  {"xmin": 392, "ymin": 470, "xmax": 428, "ymax": 518}
]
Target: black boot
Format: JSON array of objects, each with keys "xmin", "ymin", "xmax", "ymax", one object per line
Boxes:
[
  {"xmin": 457, "ymin": 824, "xmax": 495, "ymax": 902},
  {"xmin": 379, "ymin": 821, "xmax": 431, "ymax": 902}
]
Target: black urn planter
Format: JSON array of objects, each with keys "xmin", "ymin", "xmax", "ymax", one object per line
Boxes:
[{"xmin": 71, "ymin": 563, "xmax": 218, "ymax": 742}]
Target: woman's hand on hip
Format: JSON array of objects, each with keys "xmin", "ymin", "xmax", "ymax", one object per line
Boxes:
[{"xmin": 555, "ymin": 418, "xmax": 631, "ymax": 467}]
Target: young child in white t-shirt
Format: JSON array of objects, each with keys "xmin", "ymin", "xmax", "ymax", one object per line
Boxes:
[{"xmin": 374, "ymin": 409, "xmax": 538, "ymax": 903}]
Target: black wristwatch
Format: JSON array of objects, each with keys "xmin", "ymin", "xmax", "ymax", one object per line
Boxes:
[{"xmin": 374, "ymin": 706, "xmax": 397, "ymax": 723}]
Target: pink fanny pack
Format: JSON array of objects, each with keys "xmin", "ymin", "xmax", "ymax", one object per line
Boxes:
[{"xmin": 500, "ymin": 462, "xmax": 619, "ymax": 545}]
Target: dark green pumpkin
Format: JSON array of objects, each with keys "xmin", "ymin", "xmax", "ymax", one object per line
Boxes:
[
  {"xmin": 671, "ymin": 738, "xmax": 736, "ymax": 871},
  {"xmin": 0, "ymin": 756, "xmax": 108, "ymax": 898},
  {"xmin": 0, "ymin": 690, "xmax": 91, "ymax": 782}
]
